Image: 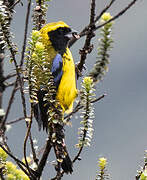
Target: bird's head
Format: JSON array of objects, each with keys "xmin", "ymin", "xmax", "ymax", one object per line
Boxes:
[{"xmin": 40, "ymin": 21, "xmax": 78, "ymax": 55}]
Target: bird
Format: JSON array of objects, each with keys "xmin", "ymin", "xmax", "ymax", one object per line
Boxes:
[{"xmin": 33, "ymin": 21, "xmax": 78, "ymax": 174}]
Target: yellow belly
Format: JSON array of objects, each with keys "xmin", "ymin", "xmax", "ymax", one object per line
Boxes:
[{"xmin": 56, "ymin": 48, "xmax": 77, "ymax": 113}]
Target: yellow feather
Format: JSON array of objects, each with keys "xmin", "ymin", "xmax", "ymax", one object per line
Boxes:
[
  {"xmin": 40, "ymin": 21, "xmax": 69, "ymax": 32},
  {"xmin": 39, "ymin": 21, "xmax": 77, "ymax": 113},
  {"xmin": 56, "ymin": 48, "xmax": 77, "ymax": 113}
]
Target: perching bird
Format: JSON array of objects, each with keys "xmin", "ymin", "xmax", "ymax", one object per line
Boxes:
[{"xmin": 33, "ymin": 21, "xmax": 78, "ymax": 174}]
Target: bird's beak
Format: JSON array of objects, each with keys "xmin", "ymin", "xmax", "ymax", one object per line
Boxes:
[{"xmin": 65, "ymin": 29, "xmax": 80, "ymax": 39}]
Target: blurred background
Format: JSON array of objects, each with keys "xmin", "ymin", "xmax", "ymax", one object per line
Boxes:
[{"xmin": 3, "ymin": 0, "xmax": 147, "ymax": 179}]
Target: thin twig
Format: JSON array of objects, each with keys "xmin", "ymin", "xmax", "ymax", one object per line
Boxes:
[
  {"xmin": 69, "ymin": 0, "xmax": 139, "ymax": 48},
  {"xmin": 9, "ymin": 0, "xmax": 21, "ymax": 10},
  {"xmin": 20, "ymin": 1, "xmax": 39, "ymax": 176},
  {"xmin": 64, "ymin": 94, "xmax": 106, "ymax": 120},
  {"xmin": 77, "ymin": 0, "xmax": 138, "ymax": 76},
  {"xmin": 64, "ymin": 101, "xmax": 81, "ymax": 121},
  {"xmin": 3, "ymin": 72, "xmax": 16, "ymax": 80},
  {"xmin": 1, "ymin": 20, "xmax": 27, "ymax": 120},
  {"xmin": 95, "ymin": 0, "xmax": 139, "ymax": 31},
  {"xmin": 23, "ymin": 118, "xmax": 36, "ymax": 179},
  {"xmin": 19, "ymin": 1, "xmax": 38, "ymax": 176},
  {"xmin": 76, "ymin": 0, "xmax": 96, "ymax": 78},
  {"xmin": 0, "ymin": 169, "xmax": 5, "ymax": 180},
  {"xmin": 38, "ymin": 0, "xmax": 43, "ymax": 30},
  {"xmin": 90, "ymin": 0, "xmax": 96, "ymax": 24},
  {"xmin": 21, "ymin": 2, "xmax": 39, "ymax": 167},
  {"xmin": 29, "ymin": 108, "xmax": 39, "ymax": 165},
  {"xmin": 6, "ymin": 117, "xmax": 25, "ymax": 125},
  {"xmin": 72, "ymin": 144, "xmax": 84, "ymax": 163},
  {"xmin": 29, "ymin": 132, "xmax": 39, "ymax": 165},
  {"xmin": 0, "ymin": 132, "xmax": 11, "ymax": 152},
  {"xmin": 91, "ymin": 94, "xmax": 106, "ymax": 103},
  {"xmin": 36, "ymin": 145, "xmax": 46, "ymax": 158},
  {"xmin": 20, "ymin": 0, "xmax": 31, "ymax": 67},
  {"xmin": 51, "ymin": 172, "xmax": 64, "ymax": 180},
  {"xmin": 26, "ymin": 144, "xmax": 46, "ymax": 167},
  {"xmin": 0, "ymin": 79, "xmax": 18, "ymax": 129},
  {"xmin": 94, "ymin": 0, "xmax": 116, "ymax": 23},
  {"xmin": 1, "ymin": 7, "xmax": 33, "ymax": 177},
  {"xmin": 35, "ymin": 138, "xmax": 52, "ymax": 178},
  {"xmin": 0, "ymin": 52, "xmax": 5, "ymax": 110},
  {"xmin": 0, "ymin": 144, "xmax": 30, "ymax": 177},
  {"xmin": 5, "ymin": 81, "xmax": 16, "ymax": 87}
]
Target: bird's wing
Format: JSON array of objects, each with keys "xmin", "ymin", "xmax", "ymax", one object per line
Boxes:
[
  {"xmin": 51, "ymin": 53, "xmax": 63, "ymax": 89},
  {"xmin": 34, "ymin": 54, "xmax": 63, "ymax": 131}
]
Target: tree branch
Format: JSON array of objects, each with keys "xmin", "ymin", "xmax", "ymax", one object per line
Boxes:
[
  {"xmin": 35, "ymin": 138, "xmax": 52, "ymax": 178},
  {"xmin": 29, "ymin": 132, "xmax": 39, "ymax": 166},
  {"xmin": 28, "ymin": 109, "xmax": 39, "ymax": 166},
  {"xmin": 0, "ymin": 79, "xmax": 18, "ymax": 129},
  {"xmin": 76, "ymin": 0, "xmax": 96, "ymax": 78},
  {"xmin": 3, "ymin": 72, "xmax": 16, "ymax": 81},
  {"xmin": 1, "ymin": 21, "xmax": 28, "ymax": 122},
  {"xmin": 64, "ymin": 94, "xmax": 106, "ymax": 120},
  {"xmin": 0, "ymin": 168, "xmax": 5, "ymax": 180},
  {"xmin": 0, "ymin": 144, "xmax": 30, "ymax": 177},
  {"xmin": 23, "ymin": 118, "xmax": 36, "ymax": 179},
  {"xmin": 95, "ymin": 0, "xmax": 139, "ymax": 31},
  {"xmin": 6, "ymin": 117, "xmax": 25, "ymax": 125},
  {"xmin": 69, "ymin": 0, "xmax": 139, "ymax": 48},
  {"xmin": 9, "ymin": 0, "xmax": 22, "ymax": 10},
  {"xmin": 20, "ymin": 0, "xmax": 31, "ymax": 67},
  {"xmin": 94, "ymin": 0, "xmax": 116, "ymax": 23}
]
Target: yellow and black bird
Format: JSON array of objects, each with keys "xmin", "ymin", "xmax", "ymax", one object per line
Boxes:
[{"xmin": 33, "ymin": 21, "xmax": 78, "ymax": 174}]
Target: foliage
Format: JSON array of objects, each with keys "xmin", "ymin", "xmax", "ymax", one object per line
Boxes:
[
  {"xmin": 0, "ymin": 0, "xmax": 10, "ymax": 50},
  {"xmin": 95, "ymin": 157, "xmax": 109, "ymax": 180},
  {"xmin": 0, "ymin": 147, "xmax": 29, "ymax": 180},
  {"xmin": 136, "ymin": 150, "xmax": 147, "ymax": 180},
  {"xmin": 33, "ymin": 0, "xmax": 51, "ymax": 30},
  {"xmin": 76, "ymin": 77, "xmax": 95, "ymax": 148},
  {"xmin": 26, "ymin": 29, "xmax": 63, "ymax": 127},
  {"xmin": 89, "ymin": 13, "xmax": 113, "ymax": 82}
]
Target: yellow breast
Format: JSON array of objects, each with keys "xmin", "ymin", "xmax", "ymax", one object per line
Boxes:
[{"xmin": 56, "ymin": 48, "xmax": 77, "ymax": 113}]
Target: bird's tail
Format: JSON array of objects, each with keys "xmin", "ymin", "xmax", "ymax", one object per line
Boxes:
[
  {"xmin": 53, "ymin": 123, "xmax": 73, "ymax": 174},
  {"xmin": 61, "ymin": 150, "xmax": 73, "ymax": 174},
  {"xmin": 33, "ymin": 89, "xmax": 49, "ymax": 131},
  {"xmin": 33, "ymin": 90, "xmax": 73, "ymax": 173}
]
